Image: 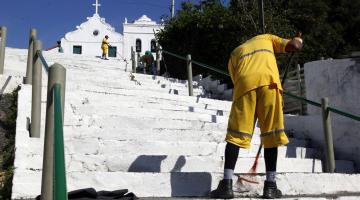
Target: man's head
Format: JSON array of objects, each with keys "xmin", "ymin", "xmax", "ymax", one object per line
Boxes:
[
  {"xmin": 105, "ymin": 35, "xmax": 109, "ymax": 39},
  {"xmin": 285, "ymin": 37, "xmax": 303, "ymax": 53}
]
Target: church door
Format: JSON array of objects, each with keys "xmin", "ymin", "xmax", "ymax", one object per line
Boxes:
[{"xmin": 108, "ymin": 46, "xmax": 117, "ymax": 57}]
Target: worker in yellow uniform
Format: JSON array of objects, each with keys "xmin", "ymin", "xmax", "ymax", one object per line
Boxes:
[
  {"xmin": 101, "ymin": 35, "xmax": 111, "ymax": 60},
  {"xmin": 210, "ymin": 34, "xmax": 303, "ymax": 199}
]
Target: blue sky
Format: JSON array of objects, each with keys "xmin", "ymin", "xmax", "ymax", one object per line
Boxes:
[{"xmin": 0, "ymin": 0, "xmax": 227, "ymax": 49}]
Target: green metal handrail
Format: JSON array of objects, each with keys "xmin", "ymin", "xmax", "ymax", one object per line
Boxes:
[
  {"xmin": 161, "ymin": 49, "xmax": 360, "ymax": 122},
  {"xmin": 53, "ymin": 83, "xmax": 67, "ymax": 200},
  {"xmin": 36, "ymin": 50, "xmax": 49, "ymax": 72},
  {"xmin": 162, "ymin": 49, "xmax": 229, "ymax": 76}
]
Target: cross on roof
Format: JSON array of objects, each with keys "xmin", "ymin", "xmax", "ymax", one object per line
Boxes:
[{"xmin": 92, "ymin": 0, "xmax": 101, "ymax": 15}]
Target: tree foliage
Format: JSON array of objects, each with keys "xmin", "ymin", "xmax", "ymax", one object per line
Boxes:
[{"xmin": 156, "ymin": 0, "xmax": 360, "ymax": 81}]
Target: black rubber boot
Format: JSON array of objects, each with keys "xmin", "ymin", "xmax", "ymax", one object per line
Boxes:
[
  {"xmin": 263, "ymin": 181, "xmax": 282, "ymax": 199},
  {"xmin": 210, "ymin": 179, "xmax": 234, "ymax": 199}
]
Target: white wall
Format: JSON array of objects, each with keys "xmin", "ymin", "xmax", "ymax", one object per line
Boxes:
[
  {"xmin": 61, "ymin": 41, "xmax": 123, "ymax": 57},
  {"xmin": 285, "ymin": 58, "xmax": 360, "ymax": 171},
  {"xmin": 61, "ymin": 14, "xmax": 124, "ymax": 58},
  {"xmin": 305, "ymin": 58, "xmax": 360, "ymax": 116},
  {"xmin": 123, "ymin": 15, "xmax": 163, "ymax": 62},
  {"xmin": 59, "ymin": 14, "xmax": 163, "ymax": 61},
  {"xmin": 123, "ymin": 25, "xmax": 162, "ymax": 61}
]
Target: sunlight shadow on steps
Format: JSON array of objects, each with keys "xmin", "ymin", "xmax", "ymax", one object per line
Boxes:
[
  {"xmin": 168, "ymin": 89, "xmax": 179, "ymax": 95},
  {"xmin": 170, "ymin": 172, "xmax": 212, "ymax": 197},
  {"xmin": 188, "ymin": 106, "xmax": 194, "ymax": 112},
  {"xmin": 169, "ymin": 156, "xmax": 212, "ymax": 197},
  {"xmin": 128, "ymin": 155, "xmax": 167, "ymax": 172},
  {"xmin": 211, "ymin": 115, "xmax": 217, "ymax": 123},
  {"xmin": 128, "ymin": 155, "xmax": 212, "ymax": 196}
]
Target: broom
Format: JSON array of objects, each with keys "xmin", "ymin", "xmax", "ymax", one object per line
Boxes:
[{"xmin": 236, "ymin": 32, "xmax": 302, "ymax": 187}]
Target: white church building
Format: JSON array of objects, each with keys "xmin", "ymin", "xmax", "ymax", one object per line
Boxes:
[{"xmin": 60, "ymin": 0, "xmax": 163, "ymax": 61}]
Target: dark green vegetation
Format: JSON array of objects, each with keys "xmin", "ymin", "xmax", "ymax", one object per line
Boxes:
[
  {"xmin": 157, "ymin": 0, "xmax": 360, "ymax": 81},
  {"xmin": 0, "ymin": 87, "xmax": 19, "ymax": 200}
]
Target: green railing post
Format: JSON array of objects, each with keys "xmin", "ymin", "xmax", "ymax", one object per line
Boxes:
[
  {"xmin": 186, "ymin": 54, "xmax": 194, "ymax": 96},
  {"xmin": 30, "ymin": 40, "xmax": 42, "ymax": 138},
  {"xmin": 24, "ymin": 28, "xmax": 37, "ymax": 84},
  {"xmin": 0, "ymin": 26, "xmax": 7, "ymax": 74},
  {"xmin": 321, "ymin": 97, "xmax": 335, "ymax": 173},
  {"xmin": 41, "ymin": 63, "xmax": 66, "ymax": 200},
  {"xmin": 131, "ymin": 46, "xmax": 136, "ymax": 73},
  {"xmin": 156, "ymin": 46, "xmax": 160, "ymax": 75},
  {"xmin": 53, "ymin": 83, "xmax": 68, "ymax": 200}
]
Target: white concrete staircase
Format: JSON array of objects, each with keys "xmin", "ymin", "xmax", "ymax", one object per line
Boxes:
[{"xmin": 5, "ymin": 49, "xmax": 359, "ymax": 199}]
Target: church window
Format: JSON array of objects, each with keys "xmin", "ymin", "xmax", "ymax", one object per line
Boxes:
[
  {"xmin": 135, "ymin": 39, "xmax": 142, "ymax": 52},
  {"xmin": 73, "ymin": 45, "xmax": 82, "ymax": 54},
  {"xmin": 93, "ymin": 30, "xmax": 99, "ymax": 36},
  {"xmin": 150, "ymin": 40, "xmax": 156, "ymax": 52}
]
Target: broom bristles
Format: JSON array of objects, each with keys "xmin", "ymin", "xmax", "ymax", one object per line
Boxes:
[
  {"xmin": 236, "ymin": 158, "xmax": 260, "ymax": 185},
  {"xmin": 236, "ymin": 145, "xmax": 262, "ymax": 187}
]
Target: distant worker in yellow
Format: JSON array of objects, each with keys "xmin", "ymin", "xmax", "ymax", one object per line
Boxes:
[{"xmin": 101, "ymin": 35, "xmax": 111, "ymax": 60}]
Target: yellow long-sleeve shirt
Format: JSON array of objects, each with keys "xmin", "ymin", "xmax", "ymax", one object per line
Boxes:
[
  {"xmin": 101, "ymin": 38, "xmax": 109, "ymax": 50},
  {"xmin": 228, "ymin": 34, "xmax": 289, "ymax": 101}
]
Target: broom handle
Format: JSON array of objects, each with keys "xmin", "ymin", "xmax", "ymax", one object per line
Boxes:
[
  {"xmin": 281, "ymin": 52, "xmax": 295, "ymax": 85},
  {"xmin": 251, "ymin": 142, "xmax": 263, "ymax": 170}
]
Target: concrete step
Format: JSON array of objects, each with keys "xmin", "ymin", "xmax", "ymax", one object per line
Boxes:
[
  {"xmin": 68, "ymin": 72, "xmax": 202, "ymax": 93},
  {"xmin": 17, "ymin": 88, "xmax": 227, "ymax": 129},
  {"xmin": 68, "ymin": 155, "xmax": 322, "ymax": 173},
  {"xmin": 68, "ymin": 91, "xmax": 230, "ymax": 117},
  {"xmin": 37, "ymin": 73, "xmax": 205, "ymax": 103},
  {"xmin": 66, "ymin": 68, "xmax": 191, "ymax": 86},
  {"xmin": 11, "ymin": 171, "xmax": 360, "ymax": 199},
  {"xmin": 63, "ymin": 127, "xmax": 307, "ymax": 145},
  {"xmin": 65, "ymin": 127, "xmax": 226, "ymax": 142},
  {"xmin": 43, "ymin": 53, "xmax": 126, "ymax": 71},
  {"xmin": 70, "ymin": 141, "xmax": 316, "ymax": 159},
  {"xmin": 64, "ymin": 114, "xmax": 228, "ymax": 130},
  {"xmin": 68, "ymin": 103, "xmax": 228, "ymax": 124},
  {"xmin": 15, "ymin": 153, "xmax": 322, "ymax": 174},
  {"xmin": 16, "ymin": 139, "xmax": 318, "ymax": 159},
  {"xmin": 69, "ymin": 85, "xmax": 232, "ymax": 111},
  {"xmin": 65, "ymin": 76, "xmax": 204, "ymax": 97}
]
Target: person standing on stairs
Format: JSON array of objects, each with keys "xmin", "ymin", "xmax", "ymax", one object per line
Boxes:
[
  {"xmin": 141, "ymin": 50, "xmax": 155, "ymax": 74},
  {"xmin": 46, "ymin": 40, "xmax": 64, "ymax": 53},
  {"xmin": 101, "ymin": 35, "xmax": 111, "ymax": 60},
  {"xmin": 210, "ymin": 34, "xmax": 303, "ymax": 199}
]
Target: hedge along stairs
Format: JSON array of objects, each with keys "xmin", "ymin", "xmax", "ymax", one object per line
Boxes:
[{"xmin": 3, "ymin": 48, "xmax": 359, "ymax": 199}]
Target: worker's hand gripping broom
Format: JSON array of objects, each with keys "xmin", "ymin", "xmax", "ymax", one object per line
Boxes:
[{"xmin": 235, "ymin": 32, "xmax": 302, "ymax": 188}]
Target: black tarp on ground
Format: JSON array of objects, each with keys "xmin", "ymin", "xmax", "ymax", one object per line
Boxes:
[{"xmin": 36, "ymin": 188, "xmax": 138, "ymax": 199}]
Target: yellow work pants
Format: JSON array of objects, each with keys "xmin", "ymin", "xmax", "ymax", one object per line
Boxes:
[{"xmin": 226, "ymin": 85, "xmax": 289, "ymax": 148}]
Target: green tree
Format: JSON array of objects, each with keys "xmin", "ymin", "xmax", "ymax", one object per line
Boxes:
[
  {"xmin": 157, "ymin": 0, "xmax": 360, "ymax": 81},
  {"xmin": 157, "ymin": 0, "xmax": 294, "ymax": 81}
]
